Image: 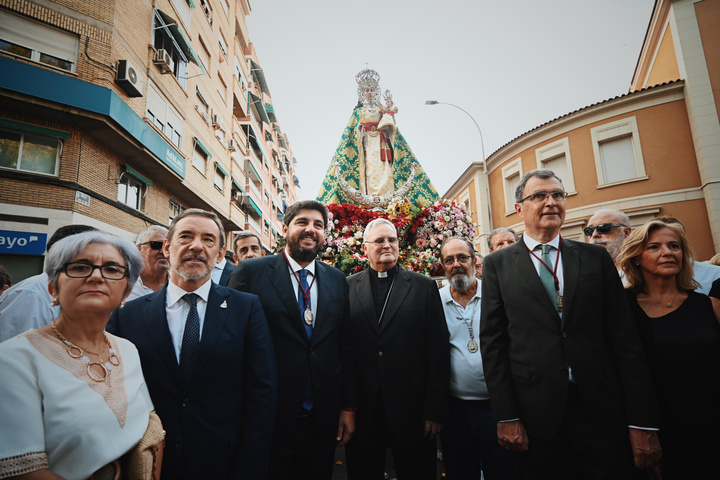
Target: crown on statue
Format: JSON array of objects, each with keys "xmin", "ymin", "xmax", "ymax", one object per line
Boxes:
[{"xmin": 355, "ymin": 68, "xmax": 380, "ymax": 87}]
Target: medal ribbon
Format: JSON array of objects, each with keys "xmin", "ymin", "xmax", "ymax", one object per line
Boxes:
[
  {"xmin": 527, "ymin": 239, "xmax": 562, "ymax": 293},
  {"xmin": 283, "ymin": 250, "xmax": 316, "ymax": 313}
]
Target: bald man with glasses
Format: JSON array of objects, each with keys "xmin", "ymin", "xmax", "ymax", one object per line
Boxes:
[{"xmin": 344, "ymin": 218, "xmax": 450, "ymax": 480}]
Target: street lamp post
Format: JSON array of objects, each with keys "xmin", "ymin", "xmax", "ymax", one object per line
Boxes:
[{"xmin": 425, "ymin": 100, "xmax": 494, "ymax": 241}]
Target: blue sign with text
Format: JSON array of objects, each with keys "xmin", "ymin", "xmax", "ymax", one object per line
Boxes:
[{"xmin": 0, "ymin": 230, "xmax": 47, "ymax": 255}]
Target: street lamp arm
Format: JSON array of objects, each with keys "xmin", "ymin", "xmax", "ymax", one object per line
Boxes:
[
  {"xmin": 425, "ymin": 99, "xmax": 493, "ymax": 233},
  {"xmin": 425, "ymin": 101, "xmax": 485, "ymax": 164}
]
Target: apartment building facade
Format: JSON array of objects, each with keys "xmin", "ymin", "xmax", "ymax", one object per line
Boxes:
[
  {"xmin": 445, "ymin": 0, "xmax": 720, "ymax": 259},
  {"xmin": 0, "ymin": 0, "xmax": 299, "ymax": 281}
]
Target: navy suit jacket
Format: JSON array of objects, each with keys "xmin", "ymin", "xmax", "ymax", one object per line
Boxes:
[
  {"xmin": 227, "ymin": 253, "xmax": 353, "ymax": 444},
  {"xmin": 107, "ymin": 282, "xmax": 277, "ymax": 479},
  {"xmin": 480, "ymin": 237, "xmax": 659, "ymax": 441}
]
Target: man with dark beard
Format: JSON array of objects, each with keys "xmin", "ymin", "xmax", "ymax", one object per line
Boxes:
[
  {"xmin": 227, "ymin": 200, "xmax": 355, "ymax": 480},
  {"xmin": 584, "ymin": 209, "xmax": 631, "ymax": 274},
  {"xmin": 438, "ymin": 237, "xmax": 520, "ymax": 479},
  {"xmin": 108, "ymin": 208, "xmax": 277, "ymax": 478}
]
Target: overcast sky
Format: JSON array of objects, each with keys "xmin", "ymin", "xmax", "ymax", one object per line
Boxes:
[{"xmin": 246, "ymin": 0, "xmax": 655, "ymax": 200}]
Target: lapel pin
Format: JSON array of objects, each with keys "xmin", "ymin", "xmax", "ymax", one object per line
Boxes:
[{"xmin": 220, "ymin": 300, "xmax": 228, "ymax": 309}]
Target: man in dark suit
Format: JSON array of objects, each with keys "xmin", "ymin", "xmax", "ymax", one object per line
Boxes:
[
  {"xmin": 227, "ymin": 200, "xmax": 354, "ymax": 480},
  {"xmin": 233, "ymin": 231, "xmax": 266, "ymax": 263},
  {"xmin": 480, "ymin": 169, "xmax": 661, "ymax": 479},
  {"xmin": 212, "ymin": 248, "xmax": 236, "ymax": 286},
  {"xmin": 108, "ymin": 208, "xmax": 276, "ymax": 479},
  {"xmin": 344, "ymin": 218, "xmax": 450, "ymax": 480}
]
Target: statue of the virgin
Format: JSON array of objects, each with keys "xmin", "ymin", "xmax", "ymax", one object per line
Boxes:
[{"xmin": 317, "ymin": 68, "xmax": 439, "ymax": 209}]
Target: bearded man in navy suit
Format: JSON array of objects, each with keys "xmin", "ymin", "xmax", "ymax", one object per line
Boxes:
[
  {"xmin": 227, "ymin": 200, "xmax": 354, "ymax": 480},
  {"xmin": 108, "ymin": 208, "xmax": 276, "ymax": 479}
]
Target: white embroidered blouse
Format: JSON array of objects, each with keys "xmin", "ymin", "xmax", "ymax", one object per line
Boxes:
[{"xmin": 0, "ymin": 330, "xmax": 153, "ymax": 480}]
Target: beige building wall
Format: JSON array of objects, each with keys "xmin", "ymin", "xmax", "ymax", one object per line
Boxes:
[
  {"xmin": 0, "ymin": 0, "xmax": 299, "ymax": 281},
  {"xmin": 444, "ymin": 0, "xmax": 720, "ymax": 260}
]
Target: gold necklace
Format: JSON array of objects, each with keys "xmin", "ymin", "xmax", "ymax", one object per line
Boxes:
[
  {"xmin": 51, "ymin": 321, "xmax": 120, "ymax": 382},
  {"xmin": 648, "ymin": 290, "xmax": 679, "ymax": 308}
]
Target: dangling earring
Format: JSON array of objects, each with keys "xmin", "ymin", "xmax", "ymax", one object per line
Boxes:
[{"xmin": 120, "ymin": 301, "xmax": 125, "ymax": 308}]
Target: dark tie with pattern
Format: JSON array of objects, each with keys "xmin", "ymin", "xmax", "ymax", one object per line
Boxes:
[
  {"xmin": 179, "ymin": 293, "xmax": 200, "ymax": 380},
  {"xmin": 298, "ymin": 269, "xmax": 313, "ymax": 338},
  {"xmin": 539, "ymin": 244, "xmax": 558, "ymax": 311},
  {"xmin": 298, "ymin": 269, "xmax": 313, "ymax": 410}
]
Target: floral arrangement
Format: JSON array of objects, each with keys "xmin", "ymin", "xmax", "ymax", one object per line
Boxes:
[{"xmin": 317, "ymin": 199, "xmax": 476, "ymax": 276}]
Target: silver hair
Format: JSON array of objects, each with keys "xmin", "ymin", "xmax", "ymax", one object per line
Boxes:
[
  {"xmin": 589, "ymin": 209, "xmax": 630, "ymax": 226},
  {"xmin": 449, "ymin": 270, "xmax": 476, "ymax": 292},
  {"xmin": 363, "ymin": 218, "xmax": 397, "ymax": 243},
  {"xmin": 487, "ymin": 227, "xmax": 519, "ymax": 250},
  {"xmin": 136, "ymin": 225, "xmax": 169, "ymax": 245},
  {"xmin": 514, "ymin": 169, "xmax": 563, "ymax": 203},
  {"xmin": 46, "ymin": 231, "xmax": 143, "ymax": 294}
]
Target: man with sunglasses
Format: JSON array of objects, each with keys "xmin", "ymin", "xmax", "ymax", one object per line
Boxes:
[
  {"xmin": 126, "ymin": 225, "xmax": 170, "ymax": 301},
  {"xmin": 584, "ymin": 209, "xmax": 632, "ymax": 272},
  {"xmin": 480, "ymin": 169, "xmax": 661, "ymax": 479}
]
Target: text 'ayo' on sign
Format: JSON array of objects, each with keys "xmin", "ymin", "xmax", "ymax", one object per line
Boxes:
[{"xmin": 0, "ymin": 230, "xmax": 47, "ymax": 255}]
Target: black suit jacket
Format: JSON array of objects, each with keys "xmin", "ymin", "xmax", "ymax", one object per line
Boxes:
[
  {"xmin": 226, "ymin": 253, "xmax": 353, "ymax": 443},
  {"xmin": 107, "ymin": 282, "xmax": 276, "ymax": 479},
  {"xmin": 347, "ymin": 267, "xmax": 450, "ymax": 445},
  {"xmin": 218, "ymin": 261, "xmax": 236, "ymax": 286},
  {"xmin": 480, "ymin": 237, "xmax": 659, "ymax": 440}
]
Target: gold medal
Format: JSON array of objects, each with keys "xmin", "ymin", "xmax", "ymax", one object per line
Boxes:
[
  {"xmin": 304, "ymin": 309, "xmax": 314, "ymax": 326},
  {"xmin": 467, "ymin": 339, "xmax": 479, "ymax": 354},
  {"xmin": 556, "ymin": 294, "xmax": 563, "ymax": 313}
]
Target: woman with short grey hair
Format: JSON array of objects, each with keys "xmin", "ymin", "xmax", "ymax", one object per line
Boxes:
[{"xmin": 0, "ymin": 231, "xmax": 162, "ymax": 480}]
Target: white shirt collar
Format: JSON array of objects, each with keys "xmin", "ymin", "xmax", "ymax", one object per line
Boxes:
[
  {"xmin": 522, "ymin": 233, "xmax": 561, "ymax": 251},
  {"xmin": 214, "ymin": 257, "xmax": 226, "ymax": 270},
  {"xmin": 167, "ymin": 279, "xmax": 212, "ymax": 308},
  {"xmin": 283, "ymin": 248, "xmax": 316, "ymax": 276}
]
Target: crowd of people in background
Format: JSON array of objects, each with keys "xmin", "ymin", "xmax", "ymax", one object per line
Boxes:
[{"xmin": 0, "ymin": 169, "xmax": 719, "ymax": 480}]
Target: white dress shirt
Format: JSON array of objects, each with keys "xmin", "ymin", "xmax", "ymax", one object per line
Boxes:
[
  {"xmin": 165, "ymin": 280, "xmax": 212, "ymax": 363},
  {"xmin": 211, "ymin": 257, "xmax": 226, "ymax": 284},
  {"xmin": 0, "ymin": 273, "xmax": 59, "ymax": 343},
  {"xmin": 126, "ymin": 276, "xmax": 154, "ymax": 302},
  {"xmin": 522, "ymin": 233, "xmax": 574, "ymax": 382},
  {"xmin": 283, "ymin": 248, "xmax": 318, "ymax": 321},
  {"xmin": 522, "ymin": 233, "xmax": 564, "ymax": 296}
]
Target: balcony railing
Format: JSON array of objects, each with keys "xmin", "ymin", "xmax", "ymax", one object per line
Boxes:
[{"xmin": 246, "ymin": 215, "xmax": 261, "ymax": 234}]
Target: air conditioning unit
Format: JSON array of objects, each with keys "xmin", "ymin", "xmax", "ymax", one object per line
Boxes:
[
  {"xmin": 115, "ymin": 60, "xmax": 143, "ymax": 97},
  {"xmin": 153, "ymin": 49, "xmax": 174, "ymax": 74},
  {"xmin": 212, "ymin": 115, "xmax": 224, "ymax": 131},
  {"xmin": 228, "ymin": 139, "xmax": 238, "ymax": 151}
]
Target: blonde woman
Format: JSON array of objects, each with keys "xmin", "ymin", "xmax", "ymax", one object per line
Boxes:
[{"xmin": 618, "ymin": 219, "xmax": 720, "ymax": 479}]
